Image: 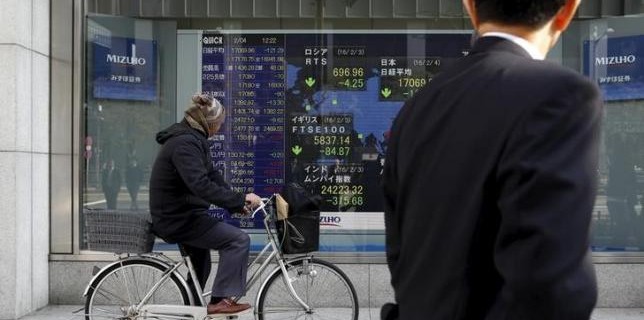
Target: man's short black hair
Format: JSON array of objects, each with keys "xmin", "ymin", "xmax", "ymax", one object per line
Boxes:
[{"xmin": 475, "ymin": 0, "xmax": 567, "ymax": 28}]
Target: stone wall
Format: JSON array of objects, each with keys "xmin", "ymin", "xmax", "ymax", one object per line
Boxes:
[{"xmin": 0, "ymin": 0, "xmax": 50, "ymax": 318}]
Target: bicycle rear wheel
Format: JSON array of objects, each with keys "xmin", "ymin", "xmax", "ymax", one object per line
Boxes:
[
  {"xmin": 85, "ymin": 258, "xmax": 191, "ymax": 320},
  {"xmin": 256, "ymin": 257, "xmax": 359, "ymax": 320}
]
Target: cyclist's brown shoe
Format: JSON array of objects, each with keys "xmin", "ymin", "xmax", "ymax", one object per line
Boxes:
[{"xmin": 207, "ymin": 299, "xmax": 251, "ymax": 315}]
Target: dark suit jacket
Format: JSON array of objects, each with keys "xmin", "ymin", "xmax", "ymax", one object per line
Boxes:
[{"xmin": 383, "ymin": 37, "xmax": 601, "ymax": 320}]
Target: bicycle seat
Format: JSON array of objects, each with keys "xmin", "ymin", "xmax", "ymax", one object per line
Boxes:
[
  {"xmin": 177, "ymin": 243, "xmax": 191, "ymax": 257},
  {"xmin": 151, "ymin": 228, "xmax": 191, "ymax": 257},
  {"xmin": 150, "ymin": 228, "xmax": 176, "ymax": 243}
]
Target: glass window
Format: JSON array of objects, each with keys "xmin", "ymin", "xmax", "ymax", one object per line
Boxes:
[
  {"xmin": 81, "ymin": 15, "xmax": 177, "ymax": 250},
  {"xmin": 177, "ymin": 30, "xmax": 470, "ymax": 254},
  {"xmin": 81, "ymin": 1, "xmax": 644, "ymax": 256},
  {"xmin": 81, "ymin": 5, "xmax": 475, "ymax": 256},
  {"xmin": 564, "ymin": 16, "xmax": 644, "ymax": 252}
]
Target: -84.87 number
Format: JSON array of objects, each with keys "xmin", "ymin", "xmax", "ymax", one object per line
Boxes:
[{"xmin": 321, "ymin": 146, "xmax": 351, "ymax": 156}]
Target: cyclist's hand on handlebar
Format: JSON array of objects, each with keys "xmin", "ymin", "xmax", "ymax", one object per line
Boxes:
[{"xmin": 245, "ymin": 193, "xmax": 262, "ymax": 209}]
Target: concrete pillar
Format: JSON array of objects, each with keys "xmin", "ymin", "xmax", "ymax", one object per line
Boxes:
[{"xmin": 0, "ymin": 0, "xmax": 50, "ymax": 318}]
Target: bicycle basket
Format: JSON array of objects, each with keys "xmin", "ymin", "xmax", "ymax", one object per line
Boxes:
[
  {"xmin": 276, "ymin": 210, "xmax": 320, "ymax": 254},
  {"xmin": 84, "ymin": 209, "xmax": 155, "ymax": 254},
  {"xmin": 276, "ymin": 183, "xmax": 321, "ymax": 254}
]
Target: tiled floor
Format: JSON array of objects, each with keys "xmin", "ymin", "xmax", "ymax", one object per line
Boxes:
[
  {"xmin": 16, "ymin": 305, "xmax": 644, "ymax": 320},
  {"xmin": 592, "ymin": 308, "xmax": 644, "ymax": 319}
]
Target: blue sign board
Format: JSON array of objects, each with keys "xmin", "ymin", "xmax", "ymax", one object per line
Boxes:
[
  {"xmin": 92, "ymin": 37, "xmax": 157, "ymax": 101},
  {"xmin": 584, "ymin": 35, "xmax": 644, "ymax": 101}
]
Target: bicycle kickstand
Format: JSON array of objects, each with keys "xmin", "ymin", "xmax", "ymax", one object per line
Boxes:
[
  {"xmin": 204, "ymin": 309, "xmax": 250, "ymax": 320},
  {"xmin": 205, "ymin": 316, "xmax": 239, "ymax": 320}
]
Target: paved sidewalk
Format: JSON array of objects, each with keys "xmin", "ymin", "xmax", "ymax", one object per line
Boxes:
[{"xmin": 17, "ymin": 305, "xmax": 644, "ymax": 320}]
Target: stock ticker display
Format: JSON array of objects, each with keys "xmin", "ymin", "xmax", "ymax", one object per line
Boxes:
[{"xmin": 202, "ymin": 32, "xmax": 470, "ymax": 228}]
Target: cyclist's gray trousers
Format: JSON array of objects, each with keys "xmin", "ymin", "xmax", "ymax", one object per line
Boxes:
[{"xmin": 182, "ymin": 221, "xmax": 250, "ymax": 300}]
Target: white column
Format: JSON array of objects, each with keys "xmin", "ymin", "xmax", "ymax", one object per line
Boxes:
[{"xmin": 0, "ymin": 0, "xmax": 50, "ymax": 318}]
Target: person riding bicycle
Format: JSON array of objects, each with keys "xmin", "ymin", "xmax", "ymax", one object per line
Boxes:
[{"xmin": 149, "ymin": 93, "xmax": 262, "ymax": 316}]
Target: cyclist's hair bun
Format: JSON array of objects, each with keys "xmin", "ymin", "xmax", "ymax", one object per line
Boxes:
[{"xmin": 192, "ymin": 93, "xmax": 212, "ymax": 108}]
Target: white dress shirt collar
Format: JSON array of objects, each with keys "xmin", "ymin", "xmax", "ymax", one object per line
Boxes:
[{"xmin": 481, "ymin": 31, "xmax": 545, "ymax": 60}]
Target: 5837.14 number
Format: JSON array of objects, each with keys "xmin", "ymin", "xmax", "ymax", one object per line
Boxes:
[{"xmin": 313, "ymin": 135, "xmax": 351, "ymax": 146}]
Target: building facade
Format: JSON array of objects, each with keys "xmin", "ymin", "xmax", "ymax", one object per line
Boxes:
[{"xmin": 1, "ymin": 0, "xmax": 644, "ymax": 318}]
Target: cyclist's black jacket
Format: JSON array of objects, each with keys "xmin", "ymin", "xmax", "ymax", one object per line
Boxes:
[{"xmin": 149, "ymin": 120, "xmax": 245, "ymax": 242}]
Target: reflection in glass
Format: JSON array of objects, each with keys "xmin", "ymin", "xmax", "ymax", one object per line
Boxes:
[{"xmin": 82, "ymin": 15, "xmax": 176, "ymax": 250}]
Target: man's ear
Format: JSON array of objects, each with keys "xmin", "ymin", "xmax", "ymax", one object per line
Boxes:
[
  {"xmin": 462, "ymin": 0, "xmax": 479, "ymax": 29},
  {"xmin": 552, "ymin": 0, "xmax": 581, "ymax": 31}
]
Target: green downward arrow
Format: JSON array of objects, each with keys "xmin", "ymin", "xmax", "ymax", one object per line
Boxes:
[
  {"xmin": 305, "ymin": 77, "xmax": 316, "ymax": 87},
  {"xmin": 292, "ymin": 145, "xmax": 303, "ymax": 155},
  {"xmin": 381, "ymin": 87, "xmax": 392, "ymax": 98}
]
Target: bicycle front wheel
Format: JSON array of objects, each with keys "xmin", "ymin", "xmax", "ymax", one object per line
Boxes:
[
  {"xmin": 256, "ymin": 257, "xmax": 359, "ymax": 320},
  {"xmin": 85, "ymin": 258, "xmax": 191, "ymax": 320}
]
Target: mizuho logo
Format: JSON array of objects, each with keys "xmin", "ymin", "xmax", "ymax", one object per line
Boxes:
[
  {"xmin": 595, "ymin": 55, "xmax": 636, "ymax": 66},
  {"xmin": 320, "ymin": 216, "xmax": 341, "ymax": 227},
  {"xmin": 106, "ymin": 44, "xmax": 146, "ymax": 66}
]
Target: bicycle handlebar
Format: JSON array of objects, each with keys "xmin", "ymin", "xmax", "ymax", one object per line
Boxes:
[{"xmin": 250, "ymin": 196, "xmax": 274, "ymax": 219}]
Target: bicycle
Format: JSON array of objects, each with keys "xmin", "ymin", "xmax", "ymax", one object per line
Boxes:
[{"xmin": 83, "ymin": 195, "xmax": 359, "ymax": 319}]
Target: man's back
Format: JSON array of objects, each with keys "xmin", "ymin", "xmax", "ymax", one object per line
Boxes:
[{"xmin": 383, "ymin": 37, "xmax": 601, "ymax": 319}]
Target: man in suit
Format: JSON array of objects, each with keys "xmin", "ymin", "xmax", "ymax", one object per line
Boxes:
[
  {"xmin": 382, "ymin": 0, "xmax": 601, "ymax": 319},
  {"xmin": 101, "ymin": 159, "xmax": 122, "ymax": 210}
]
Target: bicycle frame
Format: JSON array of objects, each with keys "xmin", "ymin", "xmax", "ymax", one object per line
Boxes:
[
  {"xmin": 214, "ymin": 196, "xmax": 312, "ymax": 312},
  {"xmin": 114, "ymin": 196, "xmax": 312, "ymax": 319}
]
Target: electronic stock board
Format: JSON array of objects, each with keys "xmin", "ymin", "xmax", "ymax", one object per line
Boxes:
[{"xmin": 202, "ymin": 32, "xmax": 471, "ymax": 230}]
